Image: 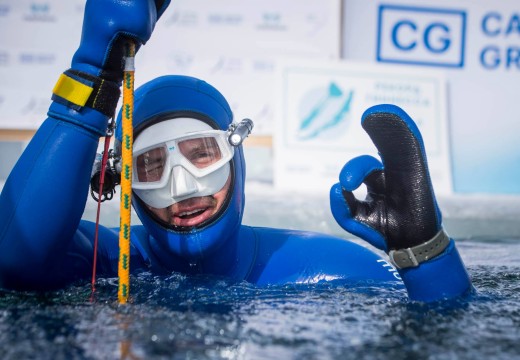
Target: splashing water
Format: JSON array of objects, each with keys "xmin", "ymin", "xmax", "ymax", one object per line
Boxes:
[
  {"xmin": 2, "ymin": 182, "xmax": 520, "ymax": 359},
  {"xmin": 1, "ymin": 245, "xmax": 520, "ymax": 360}
]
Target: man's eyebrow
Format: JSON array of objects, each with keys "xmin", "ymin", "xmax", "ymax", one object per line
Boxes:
[{"xmin": 187, "ymin": 140, "xmax": 218, "ymax": 150}]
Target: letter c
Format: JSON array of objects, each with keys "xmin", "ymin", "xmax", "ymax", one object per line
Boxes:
[
  {"xmin": 392, "ymin": 20, "xmax": 417, "ymax": 51},
  {"xmin": 482, "ymin": 12, "xmax": 501, "ymax": 37}
]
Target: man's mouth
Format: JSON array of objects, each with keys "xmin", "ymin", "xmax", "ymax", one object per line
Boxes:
[
  {"xmin": 177, "ymin": 209, "xmax": 205, "ymax": 219},
  {"xmin": 170, "ymin": 197, "xmax": 217, "ymax": 227}
]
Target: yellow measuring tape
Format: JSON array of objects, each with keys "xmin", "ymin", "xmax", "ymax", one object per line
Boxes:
[{"xmin": 118, "ymin": 42, "xmax": 135, "ymax": 304}]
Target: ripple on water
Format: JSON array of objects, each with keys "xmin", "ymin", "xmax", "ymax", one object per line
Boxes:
[{"xmin": 1, "ymin": 244, "xmax": 520, "ymax": 359}]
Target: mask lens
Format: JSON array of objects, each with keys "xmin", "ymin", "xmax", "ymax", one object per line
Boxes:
[
  {"xmin": 178, "ymin": 137, "xmax": 222, "ymax": 169},
  {"xmin": 136, "ymin": 146, "xmax": 167, "ymax": 182}
]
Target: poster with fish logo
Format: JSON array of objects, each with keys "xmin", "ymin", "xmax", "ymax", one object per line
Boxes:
[{"xmin": 274, "ymin": 59, "xmax": 452, "ymax": 195}]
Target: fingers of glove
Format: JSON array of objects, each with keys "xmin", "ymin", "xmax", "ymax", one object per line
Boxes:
[
  {"xmin": 337, "ymin": 155, "xmax": 384, "ymax": 219},
  {"xmin": 330, "ymin": 183, "xmax": 388, "ymax": 251},
  {"xmin": 361, "ymin": 104, "xmax": 441, "ymax": 247},
  {"xmin": 155, "ymin": 0, "xmax": 171, "ymax": 19},
  {"xmin": 72, "ymin": 0, "xmax": 163, "ymax": 77},
  {"xmin": 339, "ymin": 155, "xmax": 384, "ymax": 192},
  {"xmin": 337, "ymin": 154, "xmax": 386, "ymax": 231},
  {"xmin": 87, "ymin": 0, "xmax": 159, "ymax": 43},
  {"xmin": 361, "ymin": 104, "xmax": 427, "ymax": 174}
]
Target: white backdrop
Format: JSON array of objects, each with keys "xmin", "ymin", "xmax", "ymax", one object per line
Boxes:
[
  {"xmin": 0, "ymin": 0, "xmax": 519, "ymax": 195},
  {"xmin": 0, "ymin": 0, "xmax": 340, "ymax": 134},
  {"xmin": 274, "ymin": 59, "xmax": 453, "ymax": 196},
  {"xmin": 0, "ymin": 0, "xmax": 85, "ymax": 128},
  {"xmin": 342, "ymin": 0, "xmax": 520, "ymax": 194}
]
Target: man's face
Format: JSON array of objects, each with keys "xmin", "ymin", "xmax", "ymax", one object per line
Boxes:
[
  {"xmin": 132, "ymin": 117, "xmax": 235, "ymax": 218},
  {"xmin": 146, "ymin": 175, "xmax": 231, "ymax": 227}
]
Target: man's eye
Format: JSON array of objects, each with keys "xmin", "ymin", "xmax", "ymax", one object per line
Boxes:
[
  {"xmin": 193, "ymin": 151, "xmax": 211, "ymax": 160},
  {"xmin": 146, "ymin": 163, "xmax": 163, "ymax": 173},
  {"xmin": 145, "ymin": 157, "xmax": 163, "ymax": 166},
  {"xmin": 187, "ymin": 148, "xmax": 221, "ymax": 167},
  {"xmin": 136, "ymin": 148, "xmax": 167, "ymax": 182}
]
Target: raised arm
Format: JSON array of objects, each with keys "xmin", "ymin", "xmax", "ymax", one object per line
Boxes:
[
  {"xmin": 0, "ymin": 0, "xmax": 170, "ymax": 290},
  {"xmin": 330, "ymin": 104, "xmax": 472, "ymax": 302}
]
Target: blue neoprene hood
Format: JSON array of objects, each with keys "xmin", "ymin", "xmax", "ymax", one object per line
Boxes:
[{"xmin": 115, "ymin": 75, "xmax": 246, "ymax": 259}]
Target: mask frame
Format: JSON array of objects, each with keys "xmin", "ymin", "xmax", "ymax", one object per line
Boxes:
[{"xmin": 89, "ymin": 113, "xmax": 253, "ymax": 206}]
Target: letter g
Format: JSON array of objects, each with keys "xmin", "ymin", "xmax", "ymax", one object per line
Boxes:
[{"xmin": 424, "ymin": 23, "xmax": 451, "ymax": 53}]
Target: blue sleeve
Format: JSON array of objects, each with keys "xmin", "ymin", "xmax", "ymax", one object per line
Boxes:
[
  {"xmin": 0, "ymin": 102, "xmax": 109, "ymax": 290},
  {"xmin": 398, "ymin": 240, "xmax": 473, "ymax": 302},
  {"xmin": 244, "ymin": 227, "xmax": 402, "ymax": 286},
  {"xmin": 242, "ymin": 227, "xmax": 472, "ymax": 303}
]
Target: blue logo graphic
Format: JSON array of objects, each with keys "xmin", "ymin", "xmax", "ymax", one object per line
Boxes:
[
  {"xmin": 207, "ymin": 13, "xmax": 242, "ymax": 26},
  {"xmin": 18, "ymin": 53, "xmax": 55, "ymax": 65},
  {"xmin": 479, "ymin": 12, "xmax": 520, "ymax": 70},
  {"xmin": 24, "ymin": 2, "xmax": 55, "ymax": 22},
  {"xmin": 377, "ymin": 5, "xmax": 467, "ymax": 68},
  {"xmin": 257, "ymin": 12, "xmax": 286, "ymax": 31},
  {"xmin": 297, "ymin": 82, "xmax": 353, "ymax": 140},
  {"xmin": 31, "ymin": 3, "xmax": 49, "ymax": 13}
]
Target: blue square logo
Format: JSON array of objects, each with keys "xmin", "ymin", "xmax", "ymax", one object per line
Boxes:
[{"xmin": 377, "ymin": 5, "xmax": 467, "ymax": 68}]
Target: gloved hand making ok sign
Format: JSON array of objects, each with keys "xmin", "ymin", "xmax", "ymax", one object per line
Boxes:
[{"xmin": 330, "ymin": 104, "xmax": 472, "ymax": 301}]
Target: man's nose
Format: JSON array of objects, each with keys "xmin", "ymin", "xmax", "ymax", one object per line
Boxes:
[{"xmin": 170, "ymin": 166, "xmax": 198, "ymax": 198}]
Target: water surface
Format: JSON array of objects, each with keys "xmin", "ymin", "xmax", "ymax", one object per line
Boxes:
[{"xmin": 1, "ymin": 183, "xmax": 520, "ymax": 359}]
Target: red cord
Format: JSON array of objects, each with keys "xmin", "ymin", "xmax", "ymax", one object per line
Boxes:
[{"xmin": 91, "ymin": 135, "xmax": 112, "ymax": 299}]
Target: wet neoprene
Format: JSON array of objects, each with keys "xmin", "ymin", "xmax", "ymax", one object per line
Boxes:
[{"xmin": 0, "ymin": 1, "xmax": 472, "ymax": 303}]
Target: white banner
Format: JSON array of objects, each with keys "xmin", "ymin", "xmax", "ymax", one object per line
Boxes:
[
  {"xmin": 0, "ymin": 0, "xmax": 341, "ymax": 134},
  {"xmin": 274, "ymin": 59, "xmax": 452, "ymax": 196},
  {"xmin": 0, "ymin": 0, "xmax": 85, "ymax": 129},
  {"xmin": 342, "ymin": 0, "xmax": 520, "ymax": 194},
  {"xmin": 138, "ymin": 0, "xmax": 341, "ymax": 135}
]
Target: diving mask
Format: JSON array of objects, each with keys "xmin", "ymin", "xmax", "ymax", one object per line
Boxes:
[{"xmin": 132, "ymin": 117, "xmax": 253, "ymax": 209}]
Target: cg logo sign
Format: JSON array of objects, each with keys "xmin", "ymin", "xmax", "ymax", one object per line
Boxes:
[{"xmin": 377, "ymin": 5, "xmax": 467, "ymax": 68}]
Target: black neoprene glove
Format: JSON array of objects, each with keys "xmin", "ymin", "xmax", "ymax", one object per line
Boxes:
[{"xmin": 330, "ymin": 104, "xmax": 448, "ymax": 269}]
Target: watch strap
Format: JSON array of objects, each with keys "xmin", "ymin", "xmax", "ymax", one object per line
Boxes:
[{"xmin": 389, "ymin": 229, "xmax": 450, "ymax": 269}]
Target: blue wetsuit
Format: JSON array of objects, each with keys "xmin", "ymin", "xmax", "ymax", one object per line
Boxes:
[
  {"xmin": 0, "ymin": 0, "xmax": 471, "ymax": 302},
  {"xmin": 0, "ymin": 75, "xmax": 471, "ymax": 302}
]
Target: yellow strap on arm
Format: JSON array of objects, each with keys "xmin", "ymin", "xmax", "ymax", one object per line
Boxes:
[
  {"xmin": 52, "ymin": 73, "xmax": 94, "ymax": 107},
  {"xmin": 51, "ymin": 69, "xmax": 121, "ymax": 117}
]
